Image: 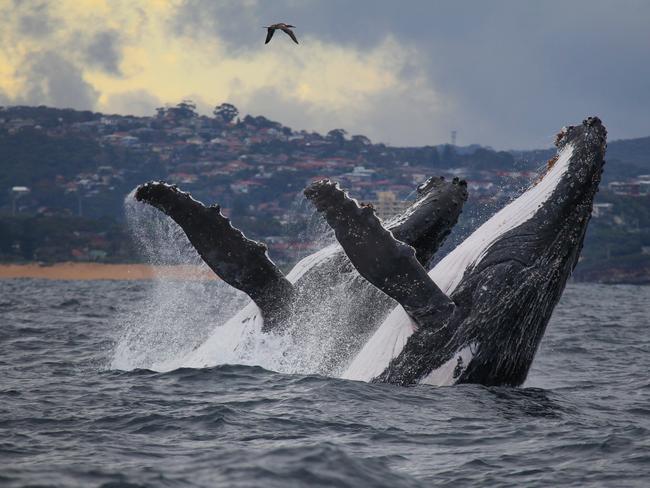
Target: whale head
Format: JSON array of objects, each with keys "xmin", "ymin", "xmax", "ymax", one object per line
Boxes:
[{"xmin": 441, "ymin": 117, "xmax": 607, "ymax": 386}]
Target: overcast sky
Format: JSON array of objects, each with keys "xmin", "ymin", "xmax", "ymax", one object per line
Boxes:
[{"xmin": 1, "ymin": 0, "xmax": 649, "ymax": 148}]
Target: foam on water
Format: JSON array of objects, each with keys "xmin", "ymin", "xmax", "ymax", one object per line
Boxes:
[
  {"xmin": 167, "ymin": 241, "xmax": 368, "ymax": 375},
  {"xmin": 111, "ymin": 192, "xmax": 248, "ymax": 371}
]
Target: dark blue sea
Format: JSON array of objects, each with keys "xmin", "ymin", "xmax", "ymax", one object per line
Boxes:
[{"xmin": 1, "ymin": 279, "xmax": 648, "ymax": 487}]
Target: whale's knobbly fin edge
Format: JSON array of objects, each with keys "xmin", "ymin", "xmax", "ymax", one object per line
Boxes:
[
  {"xmin": 304, "ymin": 179, "xmax": 455, "ymax": 329},
  {"xmin": 388, "ymin": 176, "xmax": 468, "ymax": 268},
  {"xmin": 135, "ymin": 181, "xmax": 294, "ymax": 330}
]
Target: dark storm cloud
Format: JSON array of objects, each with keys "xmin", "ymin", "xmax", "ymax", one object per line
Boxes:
[
  {"xmin": 16, "ymin": 1, "xmax": 60, "ymax": 39},
  {"xmin": 17, "ymin": 51, "xmax": 99, "ymax": 110},
  {"xmin": 171, "ymin": 0, "xmax": 260, "ymax": 53},
  {"xmin": 171, "ymin": 0, "xmax": 650, "ymax": 148},
  {"xmin": 82, "ymin": 30, "xmax": 123, "ymax": 75}
]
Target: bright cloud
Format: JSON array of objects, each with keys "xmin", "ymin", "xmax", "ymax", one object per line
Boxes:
[
  {"xmin": 0, "ymin": 0, "xmax": 444, "ymax": 145},
  {"xmin": 2, "ymin": 1, "xmax": 650, "ymax": 147}
]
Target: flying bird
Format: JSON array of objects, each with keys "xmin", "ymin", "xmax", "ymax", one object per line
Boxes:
[{"xmin": 264, "ymin": 23, "xmax": 299, "ymax": 45}]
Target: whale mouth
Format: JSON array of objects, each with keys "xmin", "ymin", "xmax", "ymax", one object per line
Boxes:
[{"xmin": 544, "ymin": 116, "xmax": 607, "ymax": 228}]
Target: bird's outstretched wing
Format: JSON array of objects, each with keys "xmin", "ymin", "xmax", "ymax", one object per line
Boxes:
[
  {"xmin": 282, "ymin": 27, "xmax": 299, "ymax": 44},
  {"xmin": 265, "ymin": 28, "xmax": 275, "ymax": 44}
]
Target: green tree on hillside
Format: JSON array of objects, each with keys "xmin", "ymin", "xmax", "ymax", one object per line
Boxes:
[{"xmin": 213, "ymin": 103, "xmax": 239, "ymax": 124}]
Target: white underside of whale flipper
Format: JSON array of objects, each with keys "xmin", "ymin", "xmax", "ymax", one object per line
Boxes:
[{"xmin": 342, "ymin": 144, "xmax": 575, "ymax": 385}]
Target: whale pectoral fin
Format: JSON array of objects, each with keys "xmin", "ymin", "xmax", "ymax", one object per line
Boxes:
[
  {"xmin": 135, "ymin": 182, "xmax": 294, "ymax": 327},
  {"xmin": 304, "ymin": 180, "xmax": 455, "ymax": 328}
]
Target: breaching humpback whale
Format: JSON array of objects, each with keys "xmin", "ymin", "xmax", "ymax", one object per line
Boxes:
[
  {"xmin": 132, "ymin": 116, "xmax": 605, "ymax": 387},
  {"xmin": 134, "ymin": 175, "xmax": 467, "ymax": 373},
  {"xmin": 306, "ymin": 117, "xmax": 607, "ymax": 386}
]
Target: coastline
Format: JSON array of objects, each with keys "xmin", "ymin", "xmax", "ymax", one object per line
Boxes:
[
  {"xmin": 0, "ymin": 262, "xmax": 218, "ymax": 281},
  {"xmin": 1, "ymin": 261, "xmax": 648, "ymax": 285}
]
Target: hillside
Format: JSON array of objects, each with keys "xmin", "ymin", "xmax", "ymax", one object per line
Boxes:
[{"xmin": 0, "ymin": 104, "xmax": 648, "ymax": 283}]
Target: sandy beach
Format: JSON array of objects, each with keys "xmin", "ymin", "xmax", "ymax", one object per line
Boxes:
[{"xmin": 0, "ymin": 263, "xmax": 218, "ymax": 281}]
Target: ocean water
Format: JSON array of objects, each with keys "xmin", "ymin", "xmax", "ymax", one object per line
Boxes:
[{"xmin": 1, "ymin": 279, "xmax": 649, "ymax": 487}]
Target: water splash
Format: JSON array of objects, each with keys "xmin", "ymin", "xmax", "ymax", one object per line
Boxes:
[
  {"xmin": 111, "ymin": 190, "xmax": 384, "ymax": 378},
  {"xmin": 286, "ymin": 192, "xmax": 336, "ymax": 262},
  {"xmin": 111, "ymin": 191, "xmax": 247, "ymax": 370}
]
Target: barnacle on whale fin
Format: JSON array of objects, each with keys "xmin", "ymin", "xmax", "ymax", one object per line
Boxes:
[{"xmin": 547, "ymin": 155, "xmax": 559, "ymax": 170}]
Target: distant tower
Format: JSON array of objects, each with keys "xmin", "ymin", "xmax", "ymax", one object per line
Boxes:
[{"xmin": 451, "ymin": 130, "xmax": 457, "ymax": 146}]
